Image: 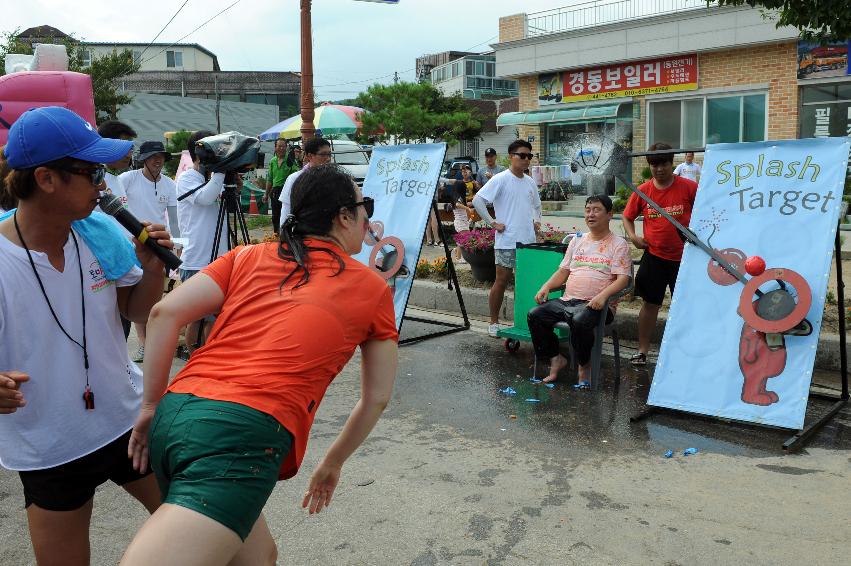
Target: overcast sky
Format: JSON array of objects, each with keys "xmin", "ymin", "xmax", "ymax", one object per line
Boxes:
[{"xmin": 4, "ymin": 0, "xmax": 568, "ymax": 99}]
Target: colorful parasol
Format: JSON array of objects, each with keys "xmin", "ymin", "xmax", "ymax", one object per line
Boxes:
[{"xmin": 259, "ymin": 103, "xmax": 371, "ymax": 140}]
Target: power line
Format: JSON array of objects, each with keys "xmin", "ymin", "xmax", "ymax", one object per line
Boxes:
[
  {"xmin": 138, "ymin": 0, "xmax": 192, "ymax": 60},
  {"xmin": 88, "ymin": 0, "xmax": 241, "ymax": 108},
  {"xmin": 141, "ymin": 0, "xmax": 243, "ymax": 65},
  {"xmin": 462, "ymin": 34, "xmax": 498, "ymax": 53},
  {"xmin": 314, "ymin": 68, "xmax": 415, "ymax": 89},
  {"xmin": 84, "ymin": 0, "xmax": 193, "ymax": 99}
]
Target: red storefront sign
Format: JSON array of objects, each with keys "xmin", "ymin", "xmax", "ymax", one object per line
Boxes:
[{"xmin": 540, "ymin": 54, "xmax": 698, "ymax": 104}]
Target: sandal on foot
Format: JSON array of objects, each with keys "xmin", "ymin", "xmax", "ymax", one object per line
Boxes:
[
  {"xmin": 630, "ymin": 353, "xmax": 647, "ymax": 366},
  {"xmin": 573, "ymin": 380, "xmax": 590, "ymax": 390}
]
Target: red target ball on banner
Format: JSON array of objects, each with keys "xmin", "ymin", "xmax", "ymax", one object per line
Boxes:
[{"xmin": 745, "ymin": 256, "xmax": 766, "ymax": 276}]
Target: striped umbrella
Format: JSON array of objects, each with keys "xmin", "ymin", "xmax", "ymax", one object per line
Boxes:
[{"xmin": 259, "ymin": 104, "xmax": 369, "ymax": 140}]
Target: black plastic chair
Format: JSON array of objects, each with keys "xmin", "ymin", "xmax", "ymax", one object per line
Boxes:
[{"xmin": 533, "ymin": 264, "xmax": 634, "ymax": 390}]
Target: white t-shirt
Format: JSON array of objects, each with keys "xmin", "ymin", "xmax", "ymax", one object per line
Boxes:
[
  {"xmin": 176, "ymin": 169, "xmax": 228, "ymax": 271},
  {"xmin": 674, "ymin": 161, "xmax": 701, "ymax": 182},
  {"xmin": 474, "ymin": 169, "xmax": 542, "ymax": 250},
  {"xmin": 0, "ymin": 230, "xmax": 144, "ymax": 470},
  {"xmin": 97, "ymin": 172, "xmax": 129, "ymax": 234},
  {"xmin": 278, "ymin": 168, "xmax": 305, "ymax": 227},
  {"xmin": 120, "ymin": 168, "xmax": 177, "ymax": 229}
]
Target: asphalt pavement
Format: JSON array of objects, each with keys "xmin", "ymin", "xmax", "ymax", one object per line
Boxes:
[{"xmin": 1, "ymin": 317, "xmax": 849, "ymax": 565}]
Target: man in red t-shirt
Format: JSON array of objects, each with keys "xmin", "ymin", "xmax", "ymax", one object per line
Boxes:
[{"xmin": 622, "ymin": 143, "xmax": 698, "ymax": 366}]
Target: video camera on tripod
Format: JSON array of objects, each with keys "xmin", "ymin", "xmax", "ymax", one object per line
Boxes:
[{"xmin": 177, "ymin": 131, "xmax": 262, "ymax": 258}]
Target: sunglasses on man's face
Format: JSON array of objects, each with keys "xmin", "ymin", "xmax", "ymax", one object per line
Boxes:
[
  {"xmin": 348, "ymin": 196, "xmax": 374, "ymax": 218},
  {"xmin": 511, "ymin": 152, "xmax": 534, "ymax": 160},
  {"xmin": 54, "ymin": 164, "xmax": 107, "ymax": 186}
]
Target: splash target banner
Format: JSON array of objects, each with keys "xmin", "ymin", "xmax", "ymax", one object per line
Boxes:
[
  {"xmin": 647, "ymin": 137, "xmax": 850, "ymax": 429},
  {"xmin": 352, "ymin": 143, "xmax": 447, "ymax": 329}
]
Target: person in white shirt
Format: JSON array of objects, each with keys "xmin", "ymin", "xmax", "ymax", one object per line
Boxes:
[
  {"xmin": 176, "ymin": 130, "xmax": 228, "ymax": 352},
  {"xmin": 120, "ymin": 141, "xmax": 179, "ymax": 362},
  {"xmin": 473, "ymin": 140, "xmax": 542, "ymax": 337},
  {"xmin": 278, "ymin": 137, "xmax": 333, "ymax": 228},
  {"xmin": 97, "ymin": 120, "xmax": 137, "ymax": 217},
  {"xmin": 97, "ymin": 120, "xmax": 138, "ymax": 340},
  {"xmin": 673, "ymin": 151, "xmax": 702, "ymax": 183},
  {"xmin": 0, "ymin": 106, "xmax": 172, "ymax": 566}
]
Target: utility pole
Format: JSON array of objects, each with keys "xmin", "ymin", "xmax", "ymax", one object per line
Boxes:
[
  {"xmin": 393, "ymin": 71, "xmax": 399, "ymax": 85},
  {"xmin": 299, "ymin": 0, "xmax": 316, "ymax": 141}
]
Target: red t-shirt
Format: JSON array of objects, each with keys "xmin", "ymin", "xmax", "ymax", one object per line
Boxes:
[
  {"xmin": 623, "ymin": 175, "xmax": 698, "ymax": 261},
  {"xmin": 167, "ymin": 240, "xmax": 398, "ymax": 480}
]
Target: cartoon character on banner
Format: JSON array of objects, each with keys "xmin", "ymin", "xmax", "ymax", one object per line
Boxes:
[
  {"xmin": 700, "ymin": 209, "xmax": 813, "ymax": 406},
  {"xmin": 363, "ymin": 220, "xmax": 410, "ymax": 290}
]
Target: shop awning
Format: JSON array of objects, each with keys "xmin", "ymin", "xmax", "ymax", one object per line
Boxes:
[{"xmin": 496, "ymin": 102, "xmax": 628, "ymax": 127}]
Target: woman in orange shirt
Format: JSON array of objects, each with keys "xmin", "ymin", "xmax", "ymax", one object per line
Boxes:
[{"xmin": 121, "ymin": 165, "xmax": 399, "ymax": 566}]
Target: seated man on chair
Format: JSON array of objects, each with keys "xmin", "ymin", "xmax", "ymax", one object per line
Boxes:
[{"xmin": 527, "ymin": 195, "xmax": 631, "ymax": 386}]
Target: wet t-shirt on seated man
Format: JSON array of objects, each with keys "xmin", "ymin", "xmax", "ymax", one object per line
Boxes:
[{"xmin": 559, "ymin": 232, "xmax": 631, "ymax": 312}]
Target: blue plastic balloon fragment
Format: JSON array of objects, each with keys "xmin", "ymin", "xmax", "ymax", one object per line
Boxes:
[
  {"xmin": 500, "ymin": 387, "xmax": 517, "ymax": 395},
  {"xmin": 683, "ymin": 447, "xmax": 699, "ymax": 456},
  {"xmin": 664, "ymin": 450, "xmax": 674, "ymax": 458}
]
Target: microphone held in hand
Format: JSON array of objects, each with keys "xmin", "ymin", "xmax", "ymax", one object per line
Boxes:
[{"xmin": 98, "ymin": 193, "xmax": 182, "ymax": 271}]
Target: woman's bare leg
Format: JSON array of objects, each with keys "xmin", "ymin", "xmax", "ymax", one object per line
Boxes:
[{"xmin": 121, "ymin": 504, "xmax": 242, "ymax": 566}]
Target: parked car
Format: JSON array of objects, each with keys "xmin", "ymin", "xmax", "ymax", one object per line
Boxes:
[{"xmin": 328, "ymin": 139, "xmax": 370, "ymax": 186}]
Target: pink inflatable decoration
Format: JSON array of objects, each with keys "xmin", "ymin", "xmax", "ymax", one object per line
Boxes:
[{"xmin": 0, "ymin": 71, "xmax": 96, "ymax": 145}]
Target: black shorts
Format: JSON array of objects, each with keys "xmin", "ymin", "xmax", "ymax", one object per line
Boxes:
[
  {"xmin": 635, "ymin": 251, "xmax": 681, "ymax": 306},
  {"xmin": 17, "ymin": 429, "xmax": 151, "ymax": 511}
]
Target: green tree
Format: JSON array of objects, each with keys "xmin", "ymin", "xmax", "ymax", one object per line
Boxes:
[
  {"xmin": 713, "ymin": 0, "xmax": 850, "ymax": 43},
  {"xmin": 0, "ymin": 28, "xmax": 140, "ymax": 122},
  {"xmin": 353, "ymin": 82, "xmax": 482, "ymax": 145},
  {"xmin": 164, "ymin": 130, "xmax": 192, "ymax": 178}
]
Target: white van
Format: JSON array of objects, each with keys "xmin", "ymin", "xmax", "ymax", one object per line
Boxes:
[{"xmin": 328, "ymin": 139, "xmax": 370, "ymax": 186}]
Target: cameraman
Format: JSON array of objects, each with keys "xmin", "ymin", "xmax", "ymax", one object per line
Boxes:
[{"xmin": 176, "ymin": 130, "xmax": 229, "ymax": 353}]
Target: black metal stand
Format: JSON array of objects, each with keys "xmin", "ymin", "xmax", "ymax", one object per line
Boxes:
[
  {"xmin": 398, "ymin": 199, "xmax": 470, "ymax": 345},
  {"xmin": 783, "ymin": 222, "xmax": 848, "ymax": 452}
]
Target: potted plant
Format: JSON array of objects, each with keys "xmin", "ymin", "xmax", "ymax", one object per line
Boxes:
[
  {"xmin": 454, "ymin": 228, "xmax": 496, "ymax": 282},
  {"xmin": 538, "ymin": 222, "xmax": 569, "ymax": 245}
]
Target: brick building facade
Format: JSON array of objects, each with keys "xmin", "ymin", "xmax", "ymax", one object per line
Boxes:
[{"xmin": 493, "ymin": 3, "xmax": 802, "ymax": 193}]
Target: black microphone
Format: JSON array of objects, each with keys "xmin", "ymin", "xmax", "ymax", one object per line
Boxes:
[{"xmin": 98, "ymin": 193, "xmax": 182, "ymax": 271}]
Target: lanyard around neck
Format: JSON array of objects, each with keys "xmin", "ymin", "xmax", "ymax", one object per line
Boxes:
[{"xmin": 13, "ymin": 212, "xmax": 90, "ymax": 384}]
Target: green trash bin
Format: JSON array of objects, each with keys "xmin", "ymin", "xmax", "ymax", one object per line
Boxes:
[{"xmin": 496, "ymin": 241, "xmax": 570, "ymax": 351}]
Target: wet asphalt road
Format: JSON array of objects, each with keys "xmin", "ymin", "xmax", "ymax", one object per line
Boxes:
[{"xmin": 1, "ymin": 318, "xmax": 849, "ymax": 565}]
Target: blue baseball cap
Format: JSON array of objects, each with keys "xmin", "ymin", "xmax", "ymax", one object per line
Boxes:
[{"xmin": 4, "ymin": 106, "xmax": 134, "ymax": 169}]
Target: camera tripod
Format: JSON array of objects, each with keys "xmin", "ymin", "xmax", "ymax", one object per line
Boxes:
[{"xmin": 210, "ymin": 171, "xmax": 251, "ymax": 264}]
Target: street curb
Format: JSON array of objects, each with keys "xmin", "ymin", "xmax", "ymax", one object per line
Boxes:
[{"xmin": 408, "ymin": 279, "xmax": 850, "ymax": 373}]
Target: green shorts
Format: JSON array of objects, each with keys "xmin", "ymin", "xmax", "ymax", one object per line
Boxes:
[{"xmin": 149, "ymin": 393, "xmax": 293, "ymax": 540}]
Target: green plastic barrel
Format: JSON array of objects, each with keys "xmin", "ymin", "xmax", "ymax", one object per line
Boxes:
[{"xmin": 497, "ymin": 242, "xmax": 569, "ymax": 343}]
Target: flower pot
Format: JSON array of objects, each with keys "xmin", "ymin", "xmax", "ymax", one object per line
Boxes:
[{"xmin": 461, "ymin": 247, "xmax": 496, "ymax": 282}]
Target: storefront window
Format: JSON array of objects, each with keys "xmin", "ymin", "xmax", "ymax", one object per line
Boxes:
[
  {"xmin": 800, "ymin": 83, "xmax": 851, "ymax": 138},
  {"xmin": 649, "ymin": 93, "xmax": 766, "ymax": 146},
  {"xmin": 742, "ymin": 94, "xmax": 766, "ymax": 142},
  {"xmin": 683, "ymin": 99, "xmax": 704, "ymax": 148},
  {"xmin": 543, "ymin": 113, "xmax": 634, "ymax": 197},
  {"xmin": 706, "ymin": 97, "xmax": 740, "ymax": 143}
]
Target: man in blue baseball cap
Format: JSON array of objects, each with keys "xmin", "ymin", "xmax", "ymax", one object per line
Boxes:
[{"xmin": 0, "ymin": 106, "xmax": 171, "ymax": 565}]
